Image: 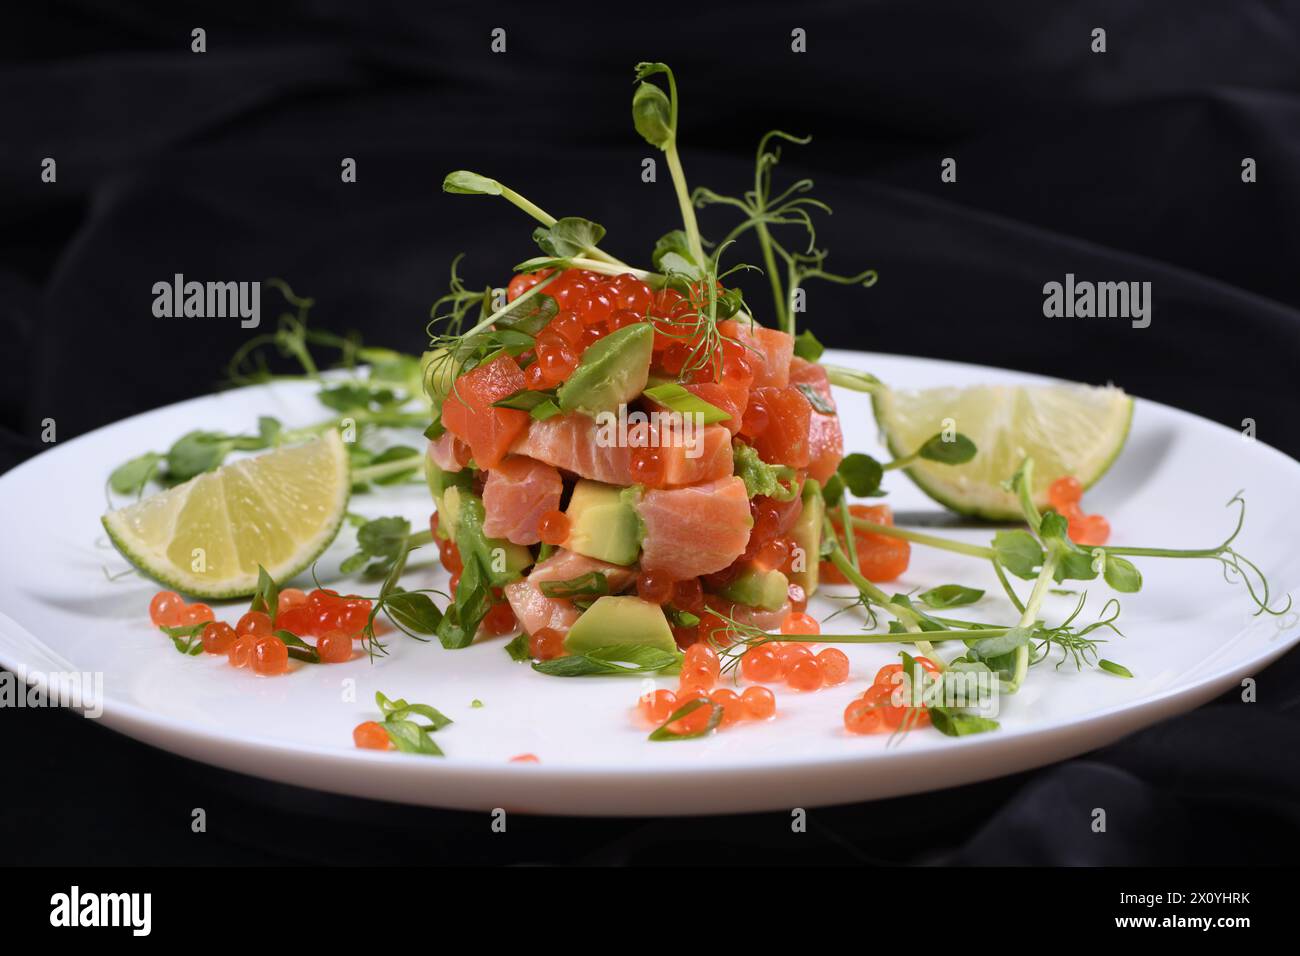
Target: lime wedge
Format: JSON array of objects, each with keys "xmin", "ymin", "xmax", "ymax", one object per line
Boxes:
[
  {"xmin": 103, "ymin": 431, "xmax": 350, "ymax": 598},
  {"xmin": 874, "ymin": 383, "xmax": 1133, "ymax": 520}
]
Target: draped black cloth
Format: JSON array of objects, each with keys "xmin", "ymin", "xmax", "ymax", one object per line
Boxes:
[{"xmin": 2, "ymin": 1, "xmax": 1298, "ymax": 864}]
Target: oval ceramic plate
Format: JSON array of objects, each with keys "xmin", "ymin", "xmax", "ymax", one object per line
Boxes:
[{"xmin": 1, "ymin": 351, "xmax": 1297, "ymax": 815}]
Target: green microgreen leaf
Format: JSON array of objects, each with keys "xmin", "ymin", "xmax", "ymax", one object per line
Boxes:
[
  {"xmin": 159, "ymin": 623, "xmax": 207, "ymax": 655},
  {"xmin": 648, "ymin": 698, "xmax": 724, "ymax": 741},
  {"xmin": 837, "ymin": 452, "xmax": 884, "ymax": 497},
  {"xmin": 993, "ymin": 530, "xmax": 1045, "ymax": 580},
  {"xmin": 928, "ymin": 708, "xmax": 1001, "ymax": 736},
  {"xmin": 918, "ymin": 584, "xmax": 985, "ymax": 610},
  {"xmin": 1103, "ymin": 555, "xmax": 1143, "ymax": 593},
  {"xmin": 917, "ymin": 432, "xmax": 978, "ymax": 465},
  {"xmin": 442, "ymin": 170, "xmax": 504, "ymax": 195},
  {"xmin": 382, "ymin": 590, "xmax": 443, "ymax": 634},
  {"xmin": 504, "ymin": 633, "xmax": 532, "ymax": 662},
  {"xmin": 538, "ymin": 572, "xmax": 610, "ymax": 600},
  {"xmin": 532, "ymin": 218, "xmax": 607, "ymax": 259},
  {"xmin": 109, "ymin": 452, "xmax": 163, "ymax": 495},
  {"xmin": 248, "ymin": 565, "xmax": 280, "ymax": 619},
  {"xmin": 1098, "ymin": 659, "xmax": 1134, "ymax": 678},
  {"xmin": 274, "ymin": 629, "xmax": 320, "ymax": 664},
  {"xmin": 532, "ymin": 644, "xmax": 680, "ymax": 677},
  {"xmin": 792, "ymin": 329, "xmax": 825, "ymax": 362},
  {"xmin": 643, "ymin": 383, "xmax": 731, "ymax": 424},
  {"xmin": 795, "ymin": 383, "xmax": 835, "ymax": 415},
  {"xmin": 493, "ymin": 388, "xmax": 559, "ymax": 412}
]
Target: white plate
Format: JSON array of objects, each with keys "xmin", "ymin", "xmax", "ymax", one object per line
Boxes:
[{"xmin": 2, "ymin": 351, "xmax": 1298, "ymax": 815}]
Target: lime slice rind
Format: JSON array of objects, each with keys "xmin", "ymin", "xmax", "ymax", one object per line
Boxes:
[
  {"xmin": 102, "ymin": 431, "xmax": 350, "ymax": 599},
  {"xmin": 873, "ymin": 384, "xmax": 1133, "ymax": 521}
]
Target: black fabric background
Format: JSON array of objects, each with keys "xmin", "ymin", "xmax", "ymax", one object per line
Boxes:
[{"xmin": 1, "ymin": 1, "xmax": 1298, "ymax": 865}]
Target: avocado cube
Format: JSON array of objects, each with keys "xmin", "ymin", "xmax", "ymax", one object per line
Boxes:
[
  {"xmin": 564, "ymin": 479, "xmax": 641, "ymax": 566},
  {"xmin": 789, "ymin": 478, "xmax": 824, "ymax": 596},
  {"xmin": 564, "ymin": 596, "xmax": 675, "ymax": 655},
  {"xmin": 717, "ymin": 565, "xmax": 790, "ymax": 611},
  {"xmin": 556, "ymin": 322, "xmax": 653, "ymax": 418}
]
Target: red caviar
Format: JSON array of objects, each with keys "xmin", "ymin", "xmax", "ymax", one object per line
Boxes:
[
  {"xmin": 236, "ymin": 610, "xmax": 273, "ymax": 638},
  {"xmin": 316, "ymin": 630, "xmax": 353, "ymax": 664},
  {"xmin": 353, "ymin": 721, "xmax": 391, "ymax": 750},
  {"xmin": 149, "ymin": 590, "xmax": 185, "ymax": 627},
  {"xmin": 530, "ymin": 627, "xmax": 565, "ymax": 661},
  {"xmin": 537, "ymin": 509, "xmax": 570, "ymax": 546},
  {"xmin": 816, "ymin": 648, "xmax": 850, "ymax": 686},
  {"xmin": 252, "ymin": 636, "xmax": 289, "ymax": 676},
  {"xmin": 781, "ymin": 611, "xmax": 820, "ymax": 635},
  {"xmin": 201, "ymin": 621, "xmax": 237, "ymax": 655},
  {"xmin": 639, "ymin": 688, "xmax": 678, "ymax": 724}
]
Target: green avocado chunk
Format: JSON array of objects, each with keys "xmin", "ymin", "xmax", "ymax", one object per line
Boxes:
[
  {"xmin": 564, "ymin": 479, "xmax": 641, "ymax": 566},
  {"xmin": 564, "ymin": 596, "xmax": 675, "ymax": 655},
  {"xmin": 789, "ymin": 478, "xmax": 824, "ymax": 596},
  {"xmin": 556, "ymin": 322, "xmax": 653, "ymax": 417},
  {"xmin": 441, "ymin": 486, "xmax": 532, "ymax": 582},
  {"xmin": 717, "ymin": 564, "xmax": 790, "ymax": 611},
  {"xmin": 426, "ymin": 460, "xmax": 473, "ymax": 539}
]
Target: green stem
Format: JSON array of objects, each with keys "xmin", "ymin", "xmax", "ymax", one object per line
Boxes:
[
  {"xmin": 495, "ymin": 183, "xmax": 633, "ymax": 269},
  {"xmin": 1004, "ymin": 551, "xmax": 1059, "ymax": 693},
  {"xmin": 352, "ymin": 455, "xmax": 427, "ymax": 485},
  {"xmin": 279, "ymin": 409, "xmax": 431, "ymax": 446},
  {"xmin": 764, "ymin": 628, "xmax": 1012, "ymax": 645},
  {"xmin": 666, "ymin": 145, "xmax": 705, "ymax": 265},
  {"xmin": 846, "ymin": 517, "xmax": 996, "ymax": 561},
  {"xmin": 992, "ymin": 558, "xmax": 1027, "ymax": 614},
  {"xmin": 822, "ymin": 365, "xmax": 885, "ymax": 393},
  {"xmin": 825, "ymin": 535, "xmax": 944, "ymax": 670}
]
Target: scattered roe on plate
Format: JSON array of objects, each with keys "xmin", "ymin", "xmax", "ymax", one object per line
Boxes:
[
  {"xmin": 1048, "ymin": 476, "xmax": 1110, "ymax": 546},
  {"xmin": 843, "ymin": 658, "xmax": 940, "ymax": 735},
  {"xmin": 147, "ymin": 587, "xmax": 374, "ymax": 676}
]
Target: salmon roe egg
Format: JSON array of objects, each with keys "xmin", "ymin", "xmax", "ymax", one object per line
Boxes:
[
  {"xmin": 710, "ymin": 688, "xmax": 743, "ymax": 727},
  {"xmin": 530, "ymin": 627, "xmax": 565, "ymax": 661},
  {"xmin": 639, "ymin": 688, "xmax": 678, "ymax": 724},
  {"xmin": 816, "ymin": 648, "xmax": 850, "ymax": 686},
  {"xmin": 779, "ymin": 643, "xmax": 815, "ymax": 668},
  {"xmin": 683, "ymin": 644, "xmax": 721, "ymax": 683},
  {"xmin": 181, "ymin": 603, "xmax": 215, "ymax": 627},
  {"xmin": 781, "ymin": 612, "xmax": 820, "ymax": 635},
  {"xmin": 252, "ymin": 636, "xmax": 289, "ymax": 676},
  {"xmin": 636, "ymin": 569, "xmax": 674, "ymax": 605},
  {"xmin": 844, "ymin": 697, "xmax": 887, "ymax": 735},
  {"xmin": 353, "ymin": 721, "xmax": 391, "ymax": 750},
  {"xmin": 668, "ymin": 692, "xmax": 714, "ymax": 734},
  {"xmin": 336, "ymin": 599, "xmax": 372, "ymax": 636},
  {"xmin": 741, "ymin": 643, "xmax": 784, "ymax": 683},
  {"xmin": 149, "ymin": 590, "xmax": 185, "ymax": 627},
  {"xmin": 786, "ymin": 658, "xmax": 824, "ymax": 692},
  {"xmin": 481, "ymin": 601, "xmax": 518, "ymax": 636},
  {"xmin": 275, "ymin": 605, "xmax": 314, "ymax": 637},
  {"xmin": 537, "ymin": 509, "xmax": 570, "ymax": 546},
  {"xmin": 629, "ymin": 447, "xmax": 667, "ymax": 487},
  {"xmin": 277, "ymin": 587, "xmax": 308, "ymax": 613},
  {"xmin": 316, "ymin": 629, "xmax": 353, "ymax": 664},
  {"xmin": 201, "ymin": 621, "xmax": 237, "ymax": 655},
  {"xmin": 228, "ymin": 634, "xmax": 258, "ymax": 668},
  {"xmin": 741, "ymin": 685, "xmax": 777, "ymax": 720},
  {"xmin": 236, "ymin": 610, "xmax": 273, "ymax": 638}
]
